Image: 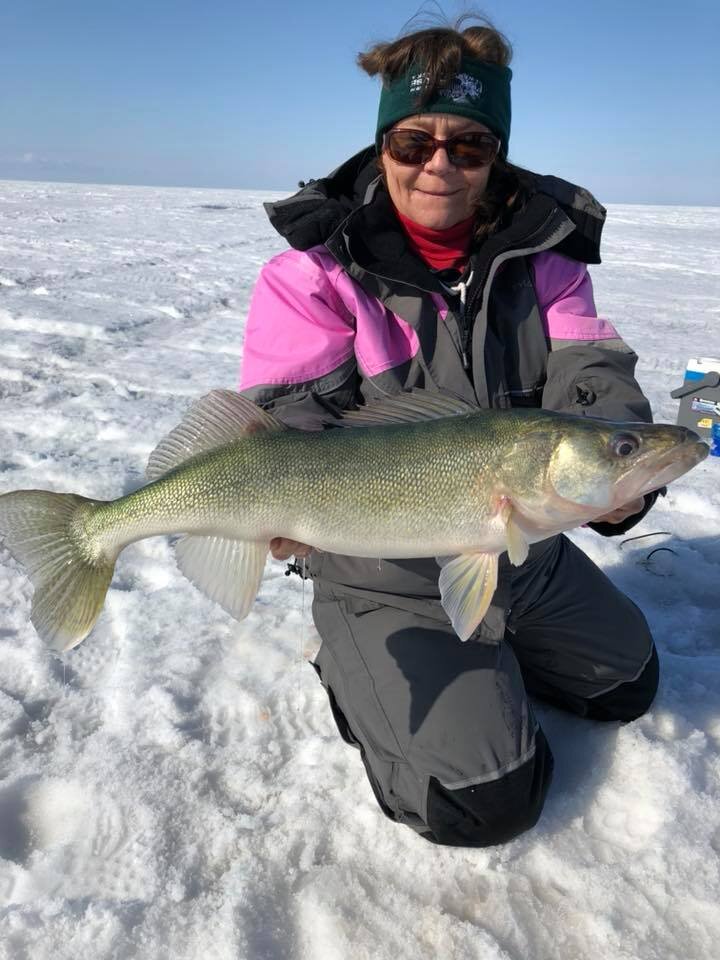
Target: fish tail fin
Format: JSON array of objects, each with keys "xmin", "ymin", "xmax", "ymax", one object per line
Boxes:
[{"xmin": 0, "ymin": 490, "xmax": 116, "ymax": 651}]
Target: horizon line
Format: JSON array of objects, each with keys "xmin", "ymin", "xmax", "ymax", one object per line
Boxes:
[{"xmin": 0, "ymin": 173, "xmax": 718, "ymax": 210}]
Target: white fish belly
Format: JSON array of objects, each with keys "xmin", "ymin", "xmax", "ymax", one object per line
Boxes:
[{"xmin": 283, "ymin": 506, "xmax": 510, "ymax": 559}]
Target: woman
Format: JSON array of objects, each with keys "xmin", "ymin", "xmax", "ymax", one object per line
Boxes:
[{"xmin": 239, "ymin": 20, "xmax": 660, "ymax": 847}]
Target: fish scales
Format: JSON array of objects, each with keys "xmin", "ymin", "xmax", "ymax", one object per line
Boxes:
[
  {"xmin": 277, "ymin": 415, "xmax": 506, "ymax": 555},
  {"xmin": 87, "ymin": 415, "xmax": 506, "ymax": 560}
]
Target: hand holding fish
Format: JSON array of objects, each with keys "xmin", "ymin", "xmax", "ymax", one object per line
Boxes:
[
  {"xmin": 591, "ymin": 496, "xmax": 646, "ymax": 525},
  {"xmin": 270, "ymin": 538, "xmax": 312, "ymax": 560}
]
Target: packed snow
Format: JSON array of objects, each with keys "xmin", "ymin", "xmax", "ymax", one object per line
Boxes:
[{"xmin": 0, "ymin": 179, "xmax": 718, "ymax": 960}]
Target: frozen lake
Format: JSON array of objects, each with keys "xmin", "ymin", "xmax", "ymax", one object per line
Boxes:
[{"xmin": 0, "ymin": 179, "xmax": 719, "ymax": 960}]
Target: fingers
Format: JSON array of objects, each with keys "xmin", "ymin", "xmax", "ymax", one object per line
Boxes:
[
  {"xmin": 593, "ymin": 496, "xmax": 646, "ymax": 525},
  {"xmin": 269, "ymin": 537, "xmax": 313, "ymax": 561},
  {"xmin": 594, "ymin": 510, "xmax": 625, "ymax": 524}
]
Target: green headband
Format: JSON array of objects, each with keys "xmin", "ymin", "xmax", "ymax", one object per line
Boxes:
[{"xmin": 376, "ymin": 59, "xmax": 512, "ymax": 158}]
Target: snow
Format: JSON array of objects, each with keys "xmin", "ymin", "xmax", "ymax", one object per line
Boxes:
[{"xmin": 0, "ymin": 179, "xmax": 718, "ymax": 960}]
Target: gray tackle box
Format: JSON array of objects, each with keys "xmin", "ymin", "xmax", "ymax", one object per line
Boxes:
[{"xmin": 671, "ymin": 357, "xmax": 720, "ymax": 440}]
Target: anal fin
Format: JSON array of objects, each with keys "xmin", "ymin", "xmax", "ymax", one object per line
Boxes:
[{"xmin": 175, "ymin": 535, "xmax": 268, "ymax": 621}]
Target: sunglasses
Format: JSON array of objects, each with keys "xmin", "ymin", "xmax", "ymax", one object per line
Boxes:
[{"xmin": 384, "ymin": 128, "xmax": 500, "ymax": 168}]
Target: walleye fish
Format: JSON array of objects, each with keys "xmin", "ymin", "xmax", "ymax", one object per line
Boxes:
[{"xmin": 0, "ymin": 390, "xmax": 708, "ymax": 650}]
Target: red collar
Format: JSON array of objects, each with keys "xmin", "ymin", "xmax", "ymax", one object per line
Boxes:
[{"xmin": 395, "ymin": 209, "xmax": 474, "ymax": 272}]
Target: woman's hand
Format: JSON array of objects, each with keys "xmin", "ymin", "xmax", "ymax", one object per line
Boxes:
[
  {"xmin": 592, "ymin": 496, "xmax": 646, "ymax": 525},
  {"xmin": 270, "ymin": 538, "xmax": 313, "ymax": 561}
]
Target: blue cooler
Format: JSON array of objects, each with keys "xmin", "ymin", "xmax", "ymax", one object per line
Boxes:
[{"xmin": 712, "ymin": 421, "xmax": 720, "ymax": 458}]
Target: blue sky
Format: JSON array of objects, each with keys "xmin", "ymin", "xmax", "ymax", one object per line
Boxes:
[{"xmin": 1, "ymin": 0, "xmax": 718, "ymax": 204}]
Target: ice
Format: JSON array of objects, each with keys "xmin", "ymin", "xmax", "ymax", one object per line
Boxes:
[{"xmin": 0, "ymin": 180, "xmax": 719, "ymax": 959}]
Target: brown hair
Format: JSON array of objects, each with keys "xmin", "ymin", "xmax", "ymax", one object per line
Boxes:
[{"xmin": 358, "ymin": 14, "xmax": 532, "ymax": 242}]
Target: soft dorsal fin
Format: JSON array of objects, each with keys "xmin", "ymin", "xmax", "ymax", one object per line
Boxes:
[
  {"xmin": 339, "ymin": 390, "xmax": 479, "ymax": 428},
  {"xmin": 146, "ymin": 389, "xmax": 285, "ymax": 480}
]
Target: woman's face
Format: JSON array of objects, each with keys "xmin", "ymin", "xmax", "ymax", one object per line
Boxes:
[{"xmin": 382, "ymin": 113, "xmax": 495, "ymax": 229}]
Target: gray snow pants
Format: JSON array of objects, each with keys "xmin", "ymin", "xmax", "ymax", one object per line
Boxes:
[{"xmin": 311, "ymin": 535, "xmax": 658, "ymax": 847}]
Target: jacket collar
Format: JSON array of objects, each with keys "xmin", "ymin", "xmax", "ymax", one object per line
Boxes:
[
  {"xmin": 263, "ymin": 147, "xmax": 377, "ymax": 252},
  {"xmin": 264, "ymin": 146, "xmax": 607, "ymax": 282}
]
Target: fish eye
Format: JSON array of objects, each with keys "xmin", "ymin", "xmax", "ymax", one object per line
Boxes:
[{"xmin": 610, "ymin": 433, "xmax": 641, "ymax": 458}]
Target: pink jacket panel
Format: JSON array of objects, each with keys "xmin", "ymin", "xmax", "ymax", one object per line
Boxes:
[
  {"xmin": 240, "ymin": 247, "xmax": 420, "ymax": 389},
  {"xmin": 529, "ymin": 251, "xmax": 620, "ymax": 341},
  {"xmin": 240, "ymin": 246, "xmax": 619, "ymax": 391},
  {"xmin": 240, "ymin": 248, "xmax": 355, "ymax": 388}
]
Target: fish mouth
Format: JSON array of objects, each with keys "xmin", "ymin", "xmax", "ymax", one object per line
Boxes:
[
  {"xmin": 631, "ymin": 430, "xmax": 709, "ymax": 498},
  {"xmin": 655, "ymin": 428, "xmax": 708, "ymax": 471}
]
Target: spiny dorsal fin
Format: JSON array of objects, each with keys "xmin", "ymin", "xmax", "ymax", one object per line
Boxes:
[
  {"xmin": 339, "ymin": 390, "xmax": 478, "ymax": 428},
  {"xmin": 146, "ymin": 389, "xmax": 285, "ymax": 480}
]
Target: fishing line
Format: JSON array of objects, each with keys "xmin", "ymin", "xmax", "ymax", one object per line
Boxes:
[
  {"xmin": 646, "ymin": 546, "xmax": 678, "ymax": 560},
  {"xmin": 619, "ymin": 530, "xmax": 678, "ymax": 569},
  {"xmin": 620, "ymin": 531, "xmax": 672, "ymax": 546},
  {"xmin": 285, "ymin": 555, "xmax": 307, "ymax": 711},
  {"xmin": 298, "ymin": 554, "xmax": 306, "ymax": 711}
]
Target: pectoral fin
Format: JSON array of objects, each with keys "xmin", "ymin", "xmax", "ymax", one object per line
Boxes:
[
  {"xmin": 499, "ymin": 500, "xmax": 530, "ymax": 567},
  {"xmin": 175, "ymin": 535, "xmax": 268, "ymax": 621},
  {"xmin": 436, "ymin": 552, "xmax": 499, "ymax": 642}
]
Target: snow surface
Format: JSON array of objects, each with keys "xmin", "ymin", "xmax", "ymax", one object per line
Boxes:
[{"xmin": 0, "ymin": 179, "xmax": 718, "ymax": 960}]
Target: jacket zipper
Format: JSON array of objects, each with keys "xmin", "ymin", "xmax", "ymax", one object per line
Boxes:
[{"xmin": 444, "ymin": 272, "xmax": 474, "ymax": 369}]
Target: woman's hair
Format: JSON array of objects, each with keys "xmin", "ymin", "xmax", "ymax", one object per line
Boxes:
[
  {"xmin": 357, "ymin": 16, "xmax": 512, "ymax": 88},
  {"xmin": 358, "ymin": 14, "xmax": 532, "ymax": 242}
]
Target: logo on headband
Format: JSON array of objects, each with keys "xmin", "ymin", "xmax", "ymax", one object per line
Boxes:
[
  {"xmin": 441, "ymin": 73, "xmax": 483, "ymax": 103},
  {"xmin": 409, "ymin": 72, "xmax": 483, "ymax": 103}
]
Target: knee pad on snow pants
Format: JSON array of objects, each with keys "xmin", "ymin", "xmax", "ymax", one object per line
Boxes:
[
  {"xmin": 311, "ymin": 563, "xmax": 657, "ymax": 848},
  {"xmin": 421, "ymin": 728, "xmax": 554, "ymax": 847},
  {"xmin": 313, "ymin": 656, "xmax": 554, "ymax": 847}
]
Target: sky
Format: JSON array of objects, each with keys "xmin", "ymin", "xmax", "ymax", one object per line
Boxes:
[{"xmin": 0, "ymin": 0, "xmax": 718, "ymax": 204}]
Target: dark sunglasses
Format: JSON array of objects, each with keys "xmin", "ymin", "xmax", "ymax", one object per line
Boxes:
[{"xmin": 384, "ymin": 128, "xmax": 500, "ymax": 168}]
